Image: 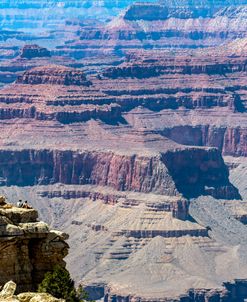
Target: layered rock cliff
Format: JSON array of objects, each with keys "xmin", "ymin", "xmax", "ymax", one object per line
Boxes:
[
  {"xmin": 124, "ymin": 1, "xmax": 247, "ymax": 20},
  {"xmin": 58, "ymin": 0, "xmax": 247, "ymax": 60},
  {"xmin": 0, "ymin": 204, "xmax": 69, "ymax": 293},
  {"xmin": 0, "ymin": 147, "xmax": 239, "ymax": 200},
  {"xmin": 0, "ymin": 41, "xmax": 246, "ymax": 132},
  {"xmin": 16, "ymin": 65, "xmax": 91, "ymax": 86},
  {"xmin": 20, "ymin": 45, "xmax": 51, "ymax": 59}
]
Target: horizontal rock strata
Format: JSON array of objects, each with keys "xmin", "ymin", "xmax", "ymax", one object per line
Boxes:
[
  {"xmin": 16, "ymin": 65, "xmax": 91, "ymax": 86},
  {"xmin": 0, "ymin": 205, "xmax": 69, "ymax": 293},
  {"xmin": 0, "ymin": 147, "xmax": 239, "ymax": 200}
]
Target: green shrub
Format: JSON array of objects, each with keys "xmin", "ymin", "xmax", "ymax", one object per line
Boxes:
[{"xmin": 38, "ymin": 266, "xmax": 88, "ymax": 302}]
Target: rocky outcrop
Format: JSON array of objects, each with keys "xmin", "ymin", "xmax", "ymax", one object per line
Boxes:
[
  {"xmin": 16, "ymin": 65, "xmax": 91, "ymax": 86},
  {"xmin": 0, "ymin": 205, "xmax": 69, "ymax": 293},
  {"xmin": 0, "ymin": 281, "xmax": 64, "ymax": 302},
  {"xmin": 20, "ymin": 45, "xmax": 51, "ymax": 59}
]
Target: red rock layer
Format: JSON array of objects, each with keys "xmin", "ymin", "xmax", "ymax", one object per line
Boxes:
[{"xmin": 16, "ymin": 65, "xmax": 91, "ymax": 86}]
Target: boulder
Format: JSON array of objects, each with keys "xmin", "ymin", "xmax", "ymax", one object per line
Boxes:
[
  {"xmin": 0, "ymin": 282, "xmax": 65, "ymax": 302},
  {"xmin": 0, "ymin": 281, "xmax": 17, "ymax": 298},
  {"xmin": 18, "ymin": 292, "xmax": 65, "ymax": 302}
]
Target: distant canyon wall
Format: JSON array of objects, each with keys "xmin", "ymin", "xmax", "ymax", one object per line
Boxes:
[{"xmin": 0, "ymin": 148, "xmax": 240, "ymax": 199}]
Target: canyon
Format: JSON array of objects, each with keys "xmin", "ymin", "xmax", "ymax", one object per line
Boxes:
[{"xmin": 0, "ymin": 1, "xmax": 246, "ymax": 302}]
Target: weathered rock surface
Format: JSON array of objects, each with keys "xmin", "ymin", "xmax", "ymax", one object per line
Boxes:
[
  {"xmin": 59, "ymin": 0, "xmax": 247, "ymax": 59},
  {"xmin": 0, "ymin": 281, "xmax": 17, "ymax": 299},
  {"xmin": 0, "ymin": 44, "xmax": 85, "ymax": 85},
  {"xmin": 0, "ymin": 205, "xmax": 69, "ymax": 293},
  {"xmin": 0, "ymin": 29, "xmax": 245, "ymax": 302},
  {"xmin": 0, "ymin": 147, "xmax": 239, "ymax": 200},
  {"xmin": 0, "ymin": 38, "xmax": 246, "ymax": 154},
  {"xmin": 20, "ymin": 45, "xmax": 51, "ymax": 59},
  {"xmin": 0, "ymin": 281, "xmax": 64, "ymax": 302},
  {"xmin": 16, "ymin": 65, "xmax": 91, "ymax": 86}
]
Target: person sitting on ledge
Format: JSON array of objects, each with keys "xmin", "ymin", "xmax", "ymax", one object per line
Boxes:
[
  {"xmin": 22, "ymin": 200, "xmax": 33, "ymax": 209},
  {"xmin": 17, "ymin": 200, "xmax": 23, "ymax": 208}
]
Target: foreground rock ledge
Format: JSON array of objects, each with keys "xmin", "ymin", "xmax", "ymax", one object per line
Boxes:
[
  {"xmin": 0, "ymin": 205, "xmax": 69, "ymax": 293},
  {"xmin": 0, "ymin": 281, "xmax": 64, "ymax": 302}
]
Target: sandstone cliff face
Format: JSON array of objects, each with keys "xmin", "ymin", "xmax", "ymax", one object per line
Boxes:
[
  {"xmin": 0, "ymin": 148, "xmax": 239, "ymax": 200},
  {"xmin": 0, "ymin": 206, "xmax": 69, "ymax": 293},
  {"xmin": 161, "ymin": 125, "xmax": 247, "ymax": 157},
  {"xmin": 16, "ymin": 65, "xmax": 91, "ymax": 86},
  {"xmin": 123, "ymin": 2, "xmax": 221, "ymax": 21},
  {"xmin": 124, "ymin": 1, "xmax": 247, "ymax": 20},
  {"xmin": 0, "ymin": 150, "xmax": 174, "ymax": 194},
  {"xmin": 161, "ymin": 148, "xmax": 239, "ymax": 199},
  {"xmin": 103, "ymin": 56, "xmax": 247, "ymax": 79}
]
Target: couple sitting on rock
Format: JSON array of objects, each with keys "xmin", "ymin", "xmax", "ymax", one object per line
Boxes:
[{"xmin": 17, "ymin": 200, "xmax": 33, "ymax": 209}]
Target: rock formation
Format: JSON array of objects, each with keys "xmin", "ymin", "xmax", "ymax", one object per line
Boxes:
[
  {"xmin": 20, "ymin": 45, "xmax": 51, "ymax": 59},
  {"xmin": 16, "ymin": 65, "xmax": 91, "ymax": 86},
  {"xmin": 58, "ymin": 0, "xmax": 247, "ymax": 60},
  {"xmin": 0, "ymin": 204, "xmax": 69, "ymax": 293},
  {"xmin": 0, "ymin": 0, "xmax": 151, "ymax": 32},
  {"xmin": 0, "ymin": 281, "xmax": 64, "ymax": 302},
  {"xmin": 0, "ymin": 44, "xmax": 85, "ymax": 86}
]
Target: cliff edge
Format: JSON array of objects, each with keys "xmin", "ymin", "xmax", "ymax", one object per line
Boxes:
[{"xmin": 0, "ymin": 200, "xmax": 69, "ymax": 293}]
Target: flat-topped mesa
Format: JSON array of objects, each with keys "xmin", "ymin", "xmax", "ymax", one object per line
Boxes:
[
  {"xmin": 126, "ymin": 0, "xmax": 247, "ymax": 19},
  {"xmin": 16, "ymin": 65, "xmax": 92, "ymax": 86},
  {"xmin": 123, "ymin": 2, "xmax": 213, "ymax": 21},
  {"xmin": 20, "ymin": 44, "xmax": 51, "ymax": 59},
  {"xmin": 124, "ymin": 3, "xmax": 170, "ymax": 21},
  {"xmin": 123, "ymin": 1, "xmax": 247, "ymax": 21},
  {"xmin": 0, "ymin": 203, "xmax": 69, "ymax": 293}
]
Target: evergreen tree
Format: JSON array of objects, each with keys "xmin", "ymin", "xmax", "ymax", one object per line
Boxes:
[{"xmin": 38, "ymin": 266, "xmax": 87, "ymax": 302}]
